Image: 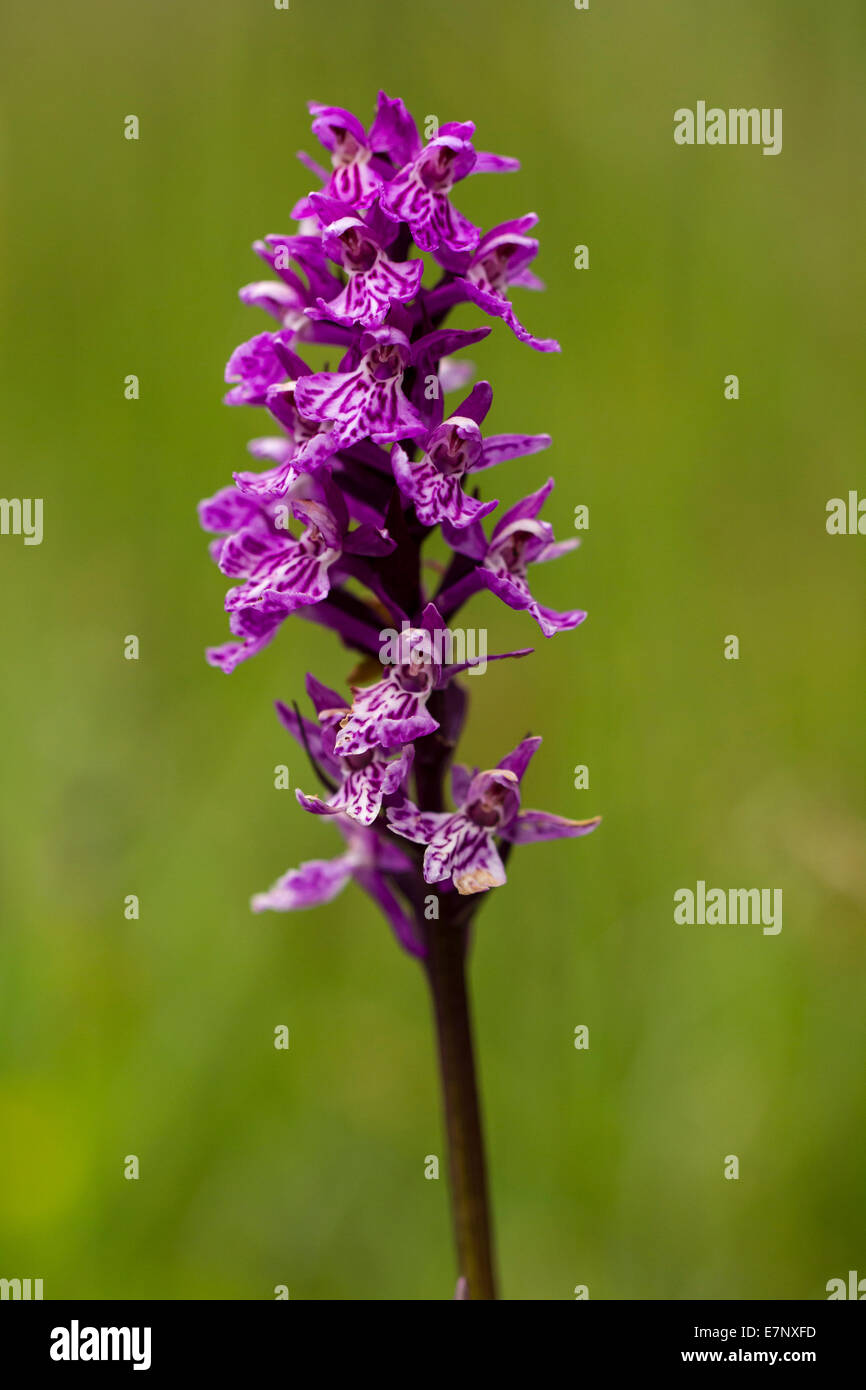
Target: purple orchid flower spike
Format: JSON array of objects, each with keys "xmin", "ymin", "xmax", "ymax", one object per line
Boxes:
[
  {"xmin": 388, "ymin": 736, "xmax": 600, "ymax": 895},
  {"xmin": 279, "ymin": 676, "xmax": 415, "ymax": 827},
  {"xmin": 391, "ymin": 381, "xmax": 551, "ymax": 529},
  {"xmin": 201, "ymin": 93, "xmax": 598, "ymax": 1300}
]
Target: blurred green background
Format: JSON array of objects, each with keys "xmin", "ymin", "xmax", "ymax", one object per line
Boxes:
[{"xmin": 1, "ymin": 0, "xmax": 864, "ymax": 1300}]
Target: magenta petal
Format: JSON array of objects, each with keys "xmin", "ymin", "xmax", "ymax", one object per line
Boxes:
[
  {"xmin": 387, "ymin": 801, "xmax": 455, "ymax": 846},
  {"xmin": 341, "ymin": 522, "xmax": 395, "ymax": 557},
  {"xmin": 453, "ymin": 380, "xmax": 493, "ymax": 426},
  {"xmin": 391, "ymin": 446, "xmax": 497, "ymax": 529},
  {"xmin": 412, "ymin": 325, "xmax": 491, "ymax": 367},
  {"xmin": 292, "ymin": 496, "xmax": 344, "ymax": 549},
  {"xmin": 247, "ymin": 437, "xmax": 294, "ymax": 462},
  {"xmin": 428, "ymin": 195, "xmax": 479, "ymax": 257},
  {"xmin": 493, "ymin": 478, "xmax": 554, "ymax": 531},
  {"xmin": 450, "ymin": 828, "xmax": 508, "ymax": 895},
  {"xmin": 512, "ymin": 268, "xmax": 545, "ymax": 291},
  {"xmin": 233, "ymin": 457, "xmax": 305, "ymax": 501},
  {"xmin": 217, "ymin": 519, "xmax": 284, "ymax": 579},
  {"xmin": 420, "ymin": 814, "xmax": 470, "ymax": 883},
  {"xmin": 459, "ymin": 279, "xmax": 560, "ymax": 353},
  {"xmin": 223, "ymin": 530, "xmax": 340, "ymax": 615},
  {"xmin": 369, "ymin": 90, "xmax": 421, "ymax": 164},
  {"xmin": 496, "ymin": 736, "xmax": 542, "ymax": 783},
  {"xmin": 295, "ymin": 789, "xmax": 341, "ymax": 817},
  {"xmin": 205, "ymin": 639, "xmax": 253, "ymax": 674},
  {"xmin": 310, "ymin": 254, "xmax": 423, "ymax": 328},
  {"xmin": 336, "ymin": 680, "xmax": 439, "ymax": 755},
  {"xmin": 224, "ymin": 331, "xmax": 293, "ymax": 405},
  {"xmin": 477, "ymin": 432, "xmax": 552, "ymax": 470},
  {"xmin": 206, "ymin": 607, "xmax": 285, "ymax": 672},
  {"xmin": 532, "ymin": 603, "xmax": 587, "ymax": 637},
  {"xmin": 239, "ymin": 280, "xmax": 308, "ymax": 328},
  {"xmin": 471, "ymin": 151, "xmax": 520, "ymax": 174},
  {"xmin": 382, "ymin": 744, "xmax": 414, "ymax": 795},
  {"xmin": 478, "ymin": 566, "xmax": 532, "ymax": 612},
  {"xmin": 424, "ymin": 818, "xmax": 507, "ymax": 895},
  {"xmin": 381, "ymin": 164, "xmax": 478, "ymax": 255},
  {"xmin": 419, "ymin": 600, "xmax": 447, "ymax": 636},
  {"xmin": 501, "ymin": 811, "xmax": 602, "ymax": 845},
  {"xmin": 198, "ymin": 486, "xmax": 261, "ymax": 535},
  {"xmin": 451, "ymin": 763, "xmax": 476, "ymax": 805},
  {"xmin": 305, "ymin": 674, "xmax": 346, "ymax": 715},
  {"xmin": 308, "ymin": 102, "xmax": 368, "ymax": 152},
  {"xmin": 336, "ymin": 763, "xmax": 390, "ymax": 824},
  {"xmin": 295, "ymin": 354, "xmax": 427, "ymax": 450},
  {"xmin": 251, "ymin": 852, "xmax": 354, "ymax": 911},
  {"xmin": 321, "ymin": 153, "xmax": 384, "ymax": 210},
  {"xmin": 538, "ymin": 537, "xmax": 580, "ymax": 564},
  {"xmin": 441, "ymin": 516, "xmax": 488, "ymax": 563}
]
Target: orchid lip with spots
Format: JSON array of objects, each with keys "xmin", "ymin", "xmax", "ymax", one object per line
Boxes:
[{"xmin": 200, "ymin": 93, "xmax": 599, "ymax": 1301}]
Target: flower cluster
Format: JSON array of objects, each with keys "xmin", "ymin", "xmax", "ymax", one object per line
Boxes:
[{"xmin": 200, "ymin": 93, "xmax": 600, "ymax": 955}]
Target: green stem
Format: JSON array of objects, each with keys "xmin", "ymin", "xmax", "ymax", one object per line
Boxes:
[{"xmin": 424, "ymin": 917, "xmax": 498, "ymax": 1300}]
